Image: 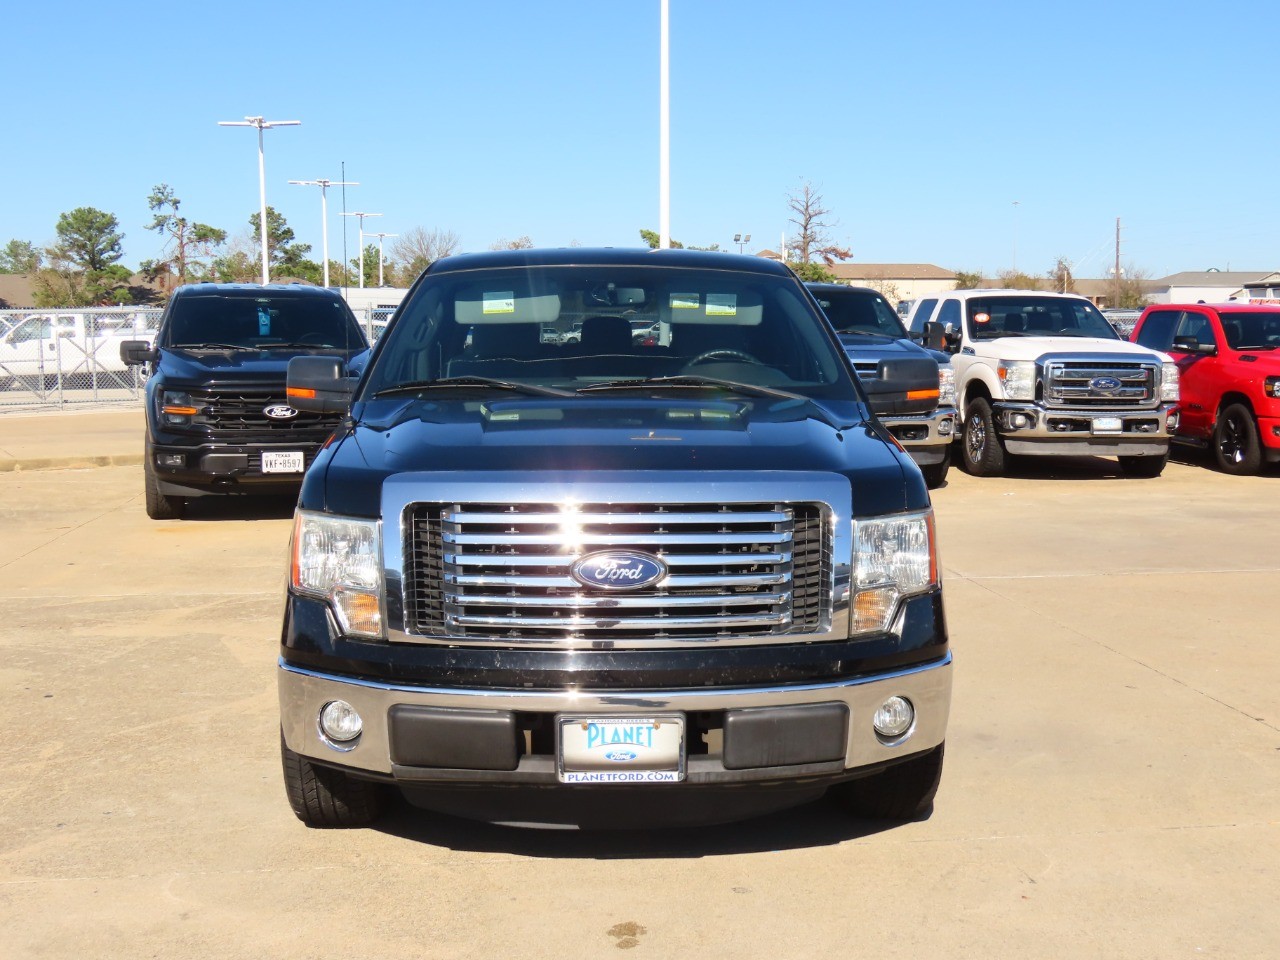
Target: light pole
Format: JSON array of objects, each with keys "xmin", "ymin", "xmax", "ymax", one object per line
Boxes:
[
  {"xmin": 733, "ymin": 232, "xmax": 751, "ymax": 254},
  {"xmin": 340, "ymin": 212, "xmax": 383, "ymax": 288},
  {"xmin": 658, "ymin": 0, "xmax": 670, "ymax": 249},
  {"xmin": 1012, "ymin": 200, "xmax": 1021, "ymax": 273},
  {"xmin": 217, "ymin": 116, "xmax": 301, "ymax": 285},
  {"xmin": 371, "ymin": 232, "xmax": 398, "ymax": 286},
  {"xmin": 288, "ymin": 178, "xmax": 358, "ymax": 287}
]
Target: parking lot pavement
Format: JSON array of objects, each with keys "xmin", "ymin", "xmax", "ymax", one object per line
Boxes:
[
  {"xmin": 2, "ymin": 457, "xmax": 1277, "ymax": 959},
  {"xmin": 0, "ymin": 406, "xmax": 143, "ymax": 471}
]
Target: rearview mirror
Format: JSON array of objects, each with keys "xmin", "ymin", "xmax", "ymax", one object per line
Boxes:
[
  {"xmin": 120, "ymin": 340, "xmax": 157, "ymax": 365},
  {"xmin": 1172, "ymin": 336, "xmax": 1216, "ymax": 356},
  {"xmin": 287, "ymin": 356, "xmax": 355, "ymax": 414},
  {"xmin": 859, "ymin": 357, "xmax": 940, "ymax": 416}
]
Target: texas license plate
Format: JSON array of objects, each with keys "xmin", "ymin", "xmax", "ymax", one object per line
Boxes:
[
  {"xmin": 262, "ymin": 451, "xmax": 305, "ymax": 473},
  {"xmin": 1091, "ymin": 417, "xmax": 1123, "ymax": 434},
  {"xmin": 557, "ymin": 716, "xmax": 685, "ymax": 784}
]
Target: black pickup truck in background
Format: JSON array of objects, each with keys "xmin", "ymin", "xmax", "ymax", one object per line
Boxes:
[
  {"xmin": 807, "ymin": 283, "xmax": 957, "ymax": 488},
  {"xmin": 277, "ymin": 248, "xmax": 952, "ymax": 830},
  {"xmin": 120, "ymin": 283, "xmax": 368, "ymax": 519}
]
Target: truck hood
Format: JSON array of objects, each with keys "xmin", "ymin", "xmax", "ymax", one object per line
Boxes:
[
  {"xmin": 311, "ymin": 395, "xmax": 922, "ymax": 518},
  {"xmin": 838, "ymin": 335, "xmax": 949, "ymax": 366},
  {"xmin": 157, "ymin": 346, "xmax": 368, "ymax": 382},
  {"xmin": 970, "ymin": 336, "xmax": 1170, "ymax": 363}
]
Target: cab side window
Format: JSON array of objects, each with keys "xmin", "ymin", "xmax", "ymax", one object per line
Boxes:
[
  {"xmin": 909, "ymin": 299, "xmax": 938, "ymax": 334},
  {"xmin": 1135, "ymin": 310, "xmax": 1179, "ymax": 351},
  {"xmin": 1173, "ymin": 310, "xmax": 1216, "ymax": 350},
  {"xmin": 935, "ymin": 299, "xmax": 961, "ymax": 331}
]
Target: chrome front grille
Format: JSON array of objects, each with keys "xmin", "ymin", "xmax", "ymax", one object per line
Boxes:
[
  {"xmin": 1043, "ymin": 362, "xmax": 1157, "ymax": 408},
  {"xmin": 403, "ymin": 500, "xmax": 829, "ymax": 647}
]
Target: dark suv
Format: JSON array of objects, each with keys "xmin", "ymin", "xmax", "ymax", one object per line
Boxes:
[{"xmin": 121, "ymin": 284, "xmax": 368, "ymax": 519}]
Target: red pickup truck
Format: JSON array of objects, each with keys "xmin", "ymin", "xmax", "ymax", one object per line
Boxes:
[{"xmin": 1131, "ymin": 303, "xmax": 1280, "ymax": 473}]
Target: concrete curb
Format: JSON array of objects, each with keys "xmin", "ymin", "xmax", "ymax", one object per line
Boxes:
[{"xmin": 0, "ymin": 453, "xmax": 144, "ymax": 473}]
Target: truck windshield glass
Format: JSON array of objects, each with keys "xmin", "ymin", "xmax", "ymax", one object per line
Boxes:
[
  {"xmin": 812, "ymin": 289, "xmax": 906, "ymax": 338},
  {"xmin": 1220, "ymin": 312, "xmax": 1280, "ymax": 350},
  {"xmin": 965, "ymin": 296, "xmax": 1118, "ymax": 341},
  {"xmin": 164, "ymin": 293, "xmax": 365, "ymax": 350},
  {"xmin": 364, "ymin": 265, "xmax": 854, "ymax": 401}
]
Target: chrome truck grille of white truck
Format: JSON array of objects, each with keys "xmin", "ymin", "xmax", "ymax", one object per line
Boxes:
[{"xmin": 1042, "ymin": 361, "xmax": 1158, "ymax": 408}]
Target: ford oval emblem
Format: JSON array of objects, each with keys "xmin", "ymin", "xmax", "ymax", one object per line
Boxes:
[
  {"xmin": 605, "ymin": 749, "xmax": 638, "ymax": 762},
  {"xmin": 1090, "ymin": 376, "xmax": 1122, "ymax": 392},
  {"xmin": 263, "ymin": 403, "xmax": 299, "ymax": 420},
  {"xmin": 571, "ymin": 551, "xmax": 667, "ymax": 591}
]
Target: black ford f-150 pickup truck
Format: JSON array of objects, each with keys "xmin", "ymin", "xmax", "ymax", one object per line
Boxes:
[
  {"xmin": 121, "ymin": 283, "xmax": 368, "ymax": 519},
  {"xmin": 279, "ymin": 249, "xmax": 952, "ymax": 828}
]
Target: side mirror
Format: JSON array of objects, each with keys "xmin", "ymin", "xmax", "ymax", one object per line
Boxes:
[
  {"xmin": 120, "ymin": 340, "xmax": 158, "ymax": 365},
  {"xmin": 860, "ymin": 356, "xmax": 940, "ymax": 416},
  {"xmin": 922, "ymin": 321, "xmax": 948, "ymax": 351},
  {"xmin": 1172, "ymin": 336, "xmax": 1216, "ymax": 356},
  {"xmin": 287, "ymin": 356, "xmax": 355, "ymax": 414}
]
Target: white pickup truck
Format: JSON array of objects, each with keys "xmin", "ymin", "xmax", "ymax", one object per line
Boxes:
[
  {"xmin": 0, "ymin": 311, "xmax": 156, "ymax": 387},
  {"xmin": 907, "ymin": 289, "xmax": 1179, "ymax": 477}
]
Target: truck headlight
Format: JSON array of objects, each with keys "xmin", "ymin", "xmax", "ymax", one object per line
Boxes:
[
  {"xmin": 851, "ymin": 511, "xmax": 939, "ymax": 636},
  {"xmin": 1263, "ymin": 376, "xmax": 1279, "ymax": 399},
  {"xmin": 937, "ymin": 365, "xmax": 956, "ymax": 407},
  {"xmin": 160, "ymin": 390, "xmax": 199, "ymax": 426},
  {"xmin": 1160, "ymin": 362, "xmax": 1180, "ymax": 402},
  {"xmin": 997, "ymin": 360, "xmax": 1036, "ymax": 401},
  {"xmin": 291, "ymin": 510, "xmax": 384, "ymax": 638}
]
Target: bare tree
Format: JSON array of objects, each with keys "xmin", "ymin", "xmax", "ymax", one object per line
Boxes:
[
  {"xmin": 1048, "ymin": 256, "xmax": 1075, "ymax": 294},
  {"xmin": 786, "ymin": 182, "xmax": 852, "ymax": 266},
  {"xmin": 392, "ymin": 227, "xmax": 461, "ymax": 282},
  {"xmin": 490, "ymin": 236, "xmax": 534, "ymax": 251}
]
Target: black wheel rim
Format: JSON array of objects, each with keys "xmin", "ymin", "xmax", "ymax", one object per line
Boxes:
[{"xmin": 1219, "ymin": 414, "xmax": 1246, "ymax": 464}]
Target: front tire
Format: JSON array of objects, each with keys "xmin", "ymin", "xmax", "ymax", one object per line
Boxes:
[
  {"xmin": 1213, "ymin": 403, "xmax": 1262, "ymax": 475},
  {"xmin": 1118, "ymin": 453, "xmax": 1168, "ymax": 478},
  {"xmin": 830, "ymin": 744, "xmax": 945, "ymax": 820},
  {"xmin": 144, "ymin": 455, "xmax": 185, "ymax": 520},
  {"xmin": 281, "ymin": 733, "xmax": 386, "ymax": 828},
  {"xmin": 920, "ymin": 447, "xmax": 951, "ymax": 489},
  {"xmin": 961, "ymin": 398, "xmax": 1005, "ymax": 476}
]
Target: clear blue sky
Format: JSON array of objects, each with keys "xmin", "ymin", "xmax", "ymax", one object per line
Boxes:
[{"xmin": 7, "ymin": 0, "xmax": 1278, "ymax": 280}]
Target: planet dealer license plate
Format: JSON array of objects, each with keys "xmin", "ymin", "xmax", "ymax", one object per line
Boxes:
[
  {"xmin": 557, "ymin": 716, "xmax": 685, "ymax": 783},
  {"xmin": 261, "ymin": 451, "xmax": 305, "ymax": 473}
]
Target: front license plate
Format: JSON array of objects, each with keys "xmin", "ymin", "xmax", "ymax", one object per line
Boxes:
[
  {"xmin": 1091, "ymin": 416, "xmax": 1123, "ymax": 434},
  {"xmin": 262, "ymin": 451, "xmax": 305, "ymax": 473},
  {"xmin": 557, "ymin": 716, "xmax": 685, "ymax": 784}
]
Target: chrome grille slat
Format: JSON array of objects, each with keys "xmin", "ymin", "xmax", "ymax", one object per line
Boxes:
[
  {"xmin": 452, "ymin": 592, "xmax": 788, "ymax": 608},
  {"xmin": 403, "ymin": 499, "xmax": 828, "ymax": 644}
]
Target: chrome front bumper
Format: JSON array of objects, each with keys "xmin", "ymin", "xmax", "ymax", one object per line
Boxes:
[
  {"xmin": 880, "ymin": 406, "xmax": 957, "ymax": 463},
  {"xmin": 993, "ymin": 401, "xmax": 1177, "ymax": 456},
  {"xmin": 279, "ymin": 654, "xmax": 952, "ymax": 782}
]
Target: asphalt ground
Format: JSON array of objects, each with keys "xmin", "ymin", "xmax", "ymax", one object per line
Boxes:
[{"xmin": 1, "ymin": 415, "xmax": 1277, "ymax": 958}]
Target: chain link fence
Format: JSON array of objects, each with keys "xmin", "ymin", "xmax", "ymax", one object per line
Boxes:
[{"xmin": 0, "ymin": 305, "xmax": 392, "ymax": 411}]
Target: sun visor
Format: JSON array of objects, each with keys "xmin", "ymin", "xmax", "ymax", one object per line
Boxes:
[
  {"xmin": 663, "ymin": 289, "xmax": 763, "ymax": 325},
  {"xmin": 455, "ymin": 286, "xmax": 561, "ymax": 325}
]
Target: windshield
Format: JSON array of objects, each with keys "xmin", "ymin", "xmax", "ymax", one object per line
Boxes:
[
  {"xmin": 1220, "ymin": 311, "xmax": 1280, "ymax": 350},
  {"xmin": 363, "ymin": 264, "xmax": 854, "ymax": 401},
  {"xmin": 966, "ymin": 296, "xmax": 1119, "ymax": 341},
  {"xmin": 163, "ymin": 292, "xmax": 367, "ymax": 350},
  {"xmin": 811, "ymin": 288, "xmax": 907, "ymax": 338}
]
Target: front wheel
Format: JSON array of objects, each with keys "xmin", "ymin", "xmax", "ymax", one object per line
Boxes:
[
  {"xmin": 829, "ymin": 744, "xmax": 945, "ymax": 821},
  {"xmin": 144, "ymin": 455, "xmax": 185, "ymax": 520},
  {"xmin": 1213, "ymin": 403, "xmax": 1262, "ymax": 475},
  {"xmin": 281, "ymin": 733, "xmax": 386, "ymax": 828},
  {"xmin": 1118, "ymin": 453, "xmax": 1168, "ymax": 478},
  {"xmin": 961, "ymin": 398, "xmax": 1005, "ymax": 476},
  {"xmin": 919, "ymin": 447, "xmax": 951, "ymax": 489}
]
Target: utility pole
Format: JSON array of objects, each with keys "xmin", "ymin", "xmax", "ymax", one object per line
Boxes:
[{"xmin": 1114, "ymin": 217, "xmax": 1122, "ymax": 307}]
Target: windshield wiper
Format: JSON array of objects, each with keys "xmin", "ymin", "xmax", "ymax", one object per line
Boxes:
[
  {"xmin": 172, "ymin": 342, "xmax": 251, "ymax": 350},
  {"xmin": 257, "ymin": 341, "xmax": 349, "ymax": 350},
  {"xmin": 839, "ymin": 330, "xmax": 899, "ymax": 341},
  {"xmin": 373, "ymin": 376, "xmax": 575, "ymax": 398}
]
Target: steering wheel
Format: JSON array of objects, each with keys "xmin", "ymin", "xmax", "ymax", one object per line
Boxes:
[{"xmin": 685, "ymin": 348, "xmax": 762, "ymax": 366}]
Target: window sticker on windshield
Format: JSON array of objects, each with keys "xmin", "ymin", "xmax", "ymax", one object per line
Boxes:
[
  {"xmin": 483, "ymin": 292, "xmax": 515, "ymax": 314},
  {"xmin": 974, "ymin": 312, "xmax": 991, "ymax": 324},
  {"xmin": 670, "ymin": 293, "xmax": 700, "ymax": 310},
  {"xmin": 706, "ymin": 293, "xmax": 738, "ymax": 317},
  {"xmin": 257, "ymin": 307, "xmax": 272, "ymax": 335}
]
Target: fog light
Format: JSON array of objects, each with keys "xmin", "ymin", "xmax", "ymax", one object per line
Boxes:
[
  {"xmin": 1012, "ymin": 413, "xmax": 1030, "ymax": 429},
  {"xmin": 157, "ymin": 453, "xmax": 184, "ymax": 467},
  {"xmin": 1168, "ymin": 411, "xmax": 1180, "ymax": 431},
  {"xmin": 938, "ymin": 419, "xmax": 954, "ymax": 437},
  {"xmin": 873, "ymin": 696, "xmax": 915, "ymax": 740},
  {"xmin": 319, "ymin": 700, "xmax": 363, "ymax": 742}
]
